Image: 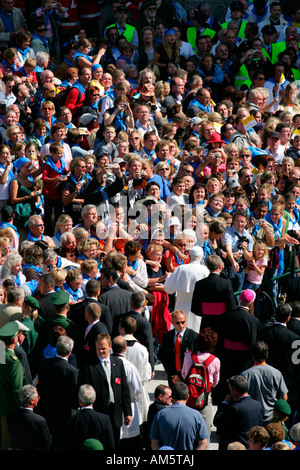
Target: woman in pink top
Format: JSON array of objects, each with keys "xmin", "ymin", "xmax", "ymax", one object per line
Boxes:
[{"xmin": 181, "ymin": 327, "xmax": 220, "ymax": 440}]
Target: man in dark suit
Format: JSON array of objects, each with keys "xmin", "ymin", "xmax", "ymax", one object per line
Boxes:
[
  {"xmin": 213, "ymin": 375, "xmax": 263, "ymax": 450},
  {"xmin": 98, "ymin": 267, "xmax": 132, "ymax": 320},
  {"xmin": 78, "ymin": 333, "xmax": 132, "ymax": 450},
  {"xmin": 69, "ymin": 279, "xmax": 113, "ymax": 335},
  {"xmin": 220, "ymin": 289, "xmax": 262, "ymax": 393},
  {"xmin": 191, "ymin": 254, "xmax": 236, "ymax": 338},
  {"xmin": 145, "ymin": 384, "xmax": 172, "ymax": 450},
  {"xmin": 158, "ymin": 310, "xmax": 198, "ymax": 387},
  {"xmin": 37, "ymin": 273, "xmax": 57, "ymax": 319},
  {"xmin": 287, "ymin": 301, "xmax": 300, "ymax": 336},
  {"xmin": 259, "ymin": 303, "xmax": 300, "ymax": 420},
  {"xmin": 80, "ymin": 302, "xmax": 109, "ymax": 367},
  {"xmin": 112, "ymin": 291, "xmax": 155, "ymax": 373},
  {"xmin": 7, "ymin": 384, "xmax": 52, "ymax": 450},
  {"xmin": 36, "ymin": 335, "xmax": 79, "ymax": 449},
  {"xmin": 62, "ymin": 384, "xmax": 115, "ymax": 450}
]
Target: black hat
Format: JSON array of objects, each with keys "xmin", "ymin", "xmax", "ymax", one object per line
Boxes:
[
  {"xmin": 230, "ymin": 1, "xmax": 244, "ymax": 11},
  {"xmin": 261, "ymin": 24, "xmax": 277, "ymax": 35},
  {"xmin": 116, "ymin": 5, "xmax": 127, "ymax": 12},
  {"xmin": 1, "ymin": 205, "xmax": 14, "ymax": 219},
  {"xmin": 269, "ymin": 131, "xmax": 281, "ymax": 139}
]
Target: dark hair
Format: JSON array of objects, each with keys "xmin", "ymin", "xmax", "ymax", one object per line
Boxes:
[
  {"xmin": 249, "ymin": 341, "xmax": 269, "ymax": 363},
  {"xmin": 275, "ymin": 303, "xmax": 292, "ymax": 323},
  {"xmin": 227, "ymin": 375, "xmax": 248, "ymax": 394},
  {"xmin": 172, "ymin": 382, "xmax": 189, "ymax": 400},
  {"xmin": 194, "ymin": 327, "xmax": 218, "ymax": 353},
  {"xmin": 100, "ymin": 267, "xmax": 118, "ymax": 283}
]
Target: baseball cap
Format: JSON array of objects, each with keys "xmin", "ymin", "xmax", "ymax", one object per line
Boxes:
[
  {"xmin": 227, "ymin": 177, "xmax": 240, "ymax": 189},
  {"xmin": 79, "ymin": 113, "xmax": 97, "ymax": 126}
]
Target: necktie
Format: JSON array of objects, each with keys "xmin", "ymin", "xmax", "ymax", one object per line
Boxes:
[
  {"xmin": 175, "ymin": 332, "xmax": 181, "ymax": 372},
  {"xmin": 103, "ymin": 359, "xmax": 115, "ymax": 404}
]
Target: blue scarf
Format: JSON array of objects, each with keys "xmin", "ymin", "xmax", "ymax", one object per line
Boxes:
[
  {"xmin": 64, "ymin": 57, "xmax": 73, "ymax": 67},
  {"xmin": 64, "ymin": 282, "xmax": 82, "ymax": 301},
  {"xmin": 114, "ymin": 109, "xmax": 126, "ymax": 132},
  {"xmin": 72, "ymin": 79, "xmax": 86, "ymax": 95},
  {"xmin": 0, "ymin": 221, "xmax": 19, "ymax": 237},
  {"xmin": 32, "ymin": 33, "xmax": 49, "ymax": 48},
  {"xmin": 288, "ymin": 207, "xmax": 300, "ymax": 229},
  {"xmin": 73, "ymin": 50, "xmax": 93, "ymax": 64},
  {"xmin": 22, "ymin": 263, "xmax": 43, "ymax": 275},
  {"xmin": 116, "ymin": 54, "xmax": 131, "ymax": 65},
  {"xmin": 69, "ymin": 172, "xmax": 85, "ymax": 194},
  {"xmin": 206, "ymin": 206, "xmax": 221, "ymax": 218},
  {"xmin": 13, "ymin": 273, "xmax": 22, "ymax": 287},
  {"xmin": 0, "ymin": 162, "xmax": 14, "ymax": 182},
  {"xmin": 26, "ymin": 232, "xmax": 44, "ymax": 242},
  {"xmin": 1, "ymin": 59, "xmax": 18, "ymax": 73},
  {"xmin": 33, "ymin": 132, "xmax": 45, "ymax": 147},
  {"xmin": 44, "ymin": 155, "xmax": 65, "ymax": 175},
  {"xmin": 265, "ymin": 212, "xmax": 284, "ymax": 275},
  {"xmin": 17, "ymin": 46, "xmax": 30, "ymax": 61},
  {"xmin": 143, "ymin": 147, "xmax": 155, "ymax": 158},
  {"xmin": 189, "ymin": 98, "xmax": 211, "ymax": 113},
  {"xmin": 202, "ymin": 239, "xmax": 213, "ymax": 260}
]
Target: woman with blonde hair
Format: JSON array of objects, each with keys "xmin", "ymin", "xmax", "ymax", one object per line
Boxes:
[
  {"xmin": 278, "ymin": 82, "xmax": 300, "ymax": 116},
  {"xmin": 153, "ymin": 29, "xmax": 180, "ymax": 80},
  {"xmin": 154, "ymin": 80, "xmax": 170, "ymax": 103},
  {"xmin": 52, "ymin": 214, "xmax": 73, "ymax": 248}
]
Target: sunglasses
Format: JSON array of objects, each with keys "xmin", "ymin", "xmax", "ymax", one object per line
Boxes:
[{"xmin": 175, "ymin": 321, "xmax": 186, "ymax": 325}]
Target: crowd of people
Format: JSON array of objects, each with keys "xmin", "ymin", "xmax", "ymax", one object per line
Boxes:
[{"xmin": 1, "ymin": 0, "xmax": 300, "ymax": 453}]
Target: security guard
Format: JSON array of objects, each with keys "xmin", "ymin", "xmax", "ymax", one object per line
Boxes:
[{"xmin": 0, "ymin": 321, "xmax": 24, "ymax": 450}]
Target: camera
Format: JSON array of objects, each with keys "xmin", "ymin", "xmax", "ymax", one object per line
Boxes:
[
  {"xmin": 254, "ymin": 219, "xmax": 263, "ymax": 225},
  {"xmin": 237, "ymin": 235, "xmax": 248, "ymax": 250}
]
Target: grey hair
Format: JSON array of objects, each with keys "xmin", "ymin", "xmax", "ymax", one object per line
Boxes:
[
  {"xmin": 1, "ymin": 253, "xmax": 23, "ymax": 280},
  {"xmin": 60, "ymin": 231, "xmax": 76, "ymax": 245},
  {"xmin": 78, "ymin": 384, "xmax": 96, "ymax": 406},
  {"xmin": 56, "ymin": 336, "xmax": 74, "ymax": 356},
  {"xmin": 43, "ymin": 248, "xmax": 57, "ymax": 263},
  {"xmin": 7, "ymin": 286, "xmax": 24, "ymax": 303},
  {"xmin": 27, "ymin": 214, "xmax": 43, "ymax": 228},
  {"xmin": 19, "ymin": 385, "xmax": 38, "ymax": 407},
  {"xmin": 35, "ymin": 51, "xmax": 50, "ymax": 67},
  {"xmin": 81, "ymin": 204, "xmax": 97, "ymax": 217}
]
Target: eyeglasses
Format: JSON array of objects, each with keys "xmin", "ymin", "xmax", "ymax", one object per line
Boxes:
[
  {"xmin": 240, "ymin": 154, "xmax": 251, "ymax": 157},
  {"xmin": 36, "ymin": 224, "xmax": 44, "ymax": 227},
  {"xmin": 257, "ymin": 77, "xmax": 265, "ymax": 80},
  {"xmin": 160, "ymin": 168, "xmax": 169, "ymax": 171},
  {"xmin": 185, "ymin": 170, "xmax": 194, "ymax": 174},
  {"xmin": 130, "ymin": 137, "xmax": 139, "ymax": 140}
]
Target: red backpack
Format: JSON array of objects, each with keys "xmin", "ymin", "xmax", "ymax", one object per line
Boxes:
[{"xmin": 184, "ymin": 353, "xmax": 215, "ymax": 410}]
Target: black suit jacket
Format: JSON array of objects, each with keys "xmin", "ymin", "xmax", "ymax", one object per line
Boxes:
[
  {"xmin": 69, "ymin": 297, "xmax": 113, "ymax": 336},
  {"xmin": 80, "ymin": 320, "xmax": 109, "ymax": 367},
  {"xmin": 15, "ymin": 345, "xmax": 32, "ymax": 385},
  {"xmin": 7, "ymin": 408, "xmax": 52, "ymax": 450},
  {"xmin": 158, "ymin": 327, "xmax": 198, "ymax": 385},
  {"xmin": 112, "ymin": 310, "xmax": 155, "ymax": 371},
  {"xmin": 36, "ymin": 356, "xmax": 78, "ymax": 434},
  {"xmin": 38, "ymin": 292, "xmax": 57, "ymax": 319},
  {"xmin": 98, "ymin": 285, "xmax": 132, "ymax": 321},
  {"xmin": 78, "ymin": 354, "xmax": 132, "ymax": 429},
  {"xmin": 259, "ymin": 323, "xmax": 300, "ymax": 403},
  {"xmin": 287, "ymin": 317, "xmax": 300, "ymax": 336},
  {"xmin": 191, "ymin": 273, "xmax": 236, "ymax": 334},
  {"xmin": 62, "ymin": 407, "xmax": 115, "ymax": 450},
  {"xmin": 214, "ymin": 395, "xmax": 263, "ymax": 450}
]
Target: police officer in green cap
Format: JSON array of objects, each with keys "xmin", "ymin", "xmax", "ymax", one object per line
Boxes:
[
  {"xmin": 30, "ymin": 290, "xmax": 81, "ymax": 370},
  {"xmin": 0, "ymin": 321, "xmax": 24, "ymax": 450}
]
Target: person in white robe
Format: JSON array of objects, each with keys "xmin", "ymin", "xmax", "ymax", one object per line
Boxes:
[{"xmin": 163, "ymin": 246, "xmax": 209, "ymax": 332}]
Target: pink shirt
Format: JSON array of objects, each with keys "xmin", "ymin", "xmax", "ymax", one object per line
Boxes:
[{"xmin": 181, "ymin": 351, "xmax": 220, "ymax": 387}]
